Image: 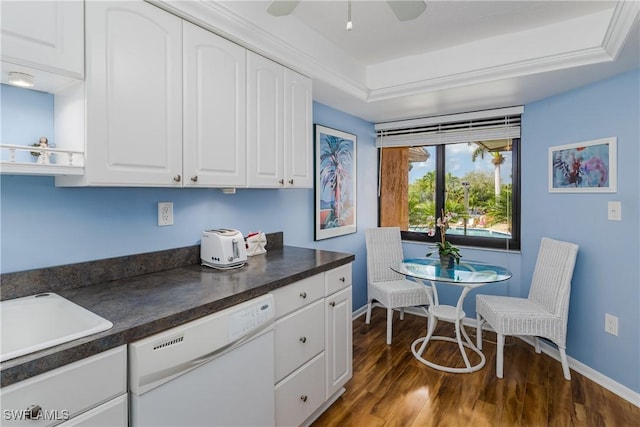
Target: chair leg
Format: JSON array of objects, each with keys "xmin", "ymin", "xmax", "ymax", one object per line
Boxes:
[
  {"xmin": 365, "ymin": 300, "xmax": 373, "ymax": 324},
  {"xmin": 476, "ymin": 313, "xmax": 484, "ymax": 350},
  {"xmin": 533, "ymin": 337, "xmax": 541, "ymax": 354},
  {"xmin": 559, "ymin": 347, "xmax": 571, "ymax": 380},
  {"xmin": 386, "ymin": 308, "xmax": 393, "ymax": 345},
  {"xmin": 399, "ymin": 308, "xmax": 405, "ymax": 320},
  {"xmin": 496, "ymin": 333, "xmax": 505, "ymax": 378}
]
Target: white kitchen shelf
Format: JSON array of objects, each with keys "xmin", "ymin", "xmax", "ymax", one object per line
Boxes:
[{"xmin": 1, "ymin": 144, "xmax": 84, "ymax": 176}]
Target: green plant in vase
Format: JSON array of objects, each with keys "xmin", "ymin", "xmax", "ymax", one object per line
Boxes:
[{"xmin": 426, "ymin": 209, "xmax": 462, "ymax": 268}]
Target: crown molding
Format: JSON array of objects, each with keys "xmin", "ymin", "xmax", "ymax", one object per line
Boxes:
[
  {"xmin": 602, "ymin": 0, "xmax": 640, "ymax": 59},
  {"xmin": 148, "ymin": 0, "xmax": 369, "ymax": 101},
  {"xmin": 150, "ymin": 1, "xmax": 637, "ymax": 110}
]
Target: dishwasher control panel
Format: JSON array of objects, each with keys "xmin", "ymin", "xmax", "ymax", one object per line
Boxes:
[{"xmin": 228, "ymin": 295, "xmax": 275, "ymax": 341}]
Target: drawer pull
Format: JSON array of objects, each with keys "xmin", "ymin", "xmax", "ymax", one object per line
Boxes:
[
  {"xmin": 299, "ymin": 336, "xmax": 307, "ymax": 343},
  {"xmin": 300, "ymin": 395, "xmax": 308, "ymax": 403},
  {"xmin": 25, "ymin": 404, "xmax": 42, "ymax": 420},
  {"xmin": 173, "ymin": 174, "xmax": 181, "ymax": 182},
  {"xmin": 190, "ymin": 175, "xmax": 198, "ymax": 182},
  {"xmin": 279, "ymin": 179, "xmax": 285, "ymax": 185},
  {"xmin": 288, "ymin": 179, "xmax": 294, "ymax": 185},
  {"xmin": 329, "ymin": 301, "xmax": 336, "ymax": 307},
  {"xmin": 339, "ymin": 277, "xmax": 346, "ymax": 282},
  {"xmin": 299, "ymin": 292, "xmax": 307, "ymax": 299}
]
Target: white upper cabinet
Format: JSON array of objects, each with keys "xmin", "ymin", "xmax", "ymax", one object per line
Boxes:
[
  {"xmin": 284, "ymin": 68, "xmax": 313, "ymax": 188},
  {"xmin": 247, "ymin": 52, "xmax": 312, "ymax": 188},
  {"xmin": 247, "ymin": 52, "xmax": 284, "ymax": 188},
  {"xmin": 58, "ymin": 1, "xmax": 184, "ymax": 186},
  {"xmin": 183, "ymin": 22, "xmax": 247, "ymax": 187},
  {"xmin": 0, "ymin": 0, "xmax": 84, "ymax": 80}
]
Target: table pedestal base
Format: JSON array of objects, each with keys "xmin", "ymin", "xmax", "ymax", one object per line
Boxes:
[{"xmin": 411, "ymin": 334, "xmax": 486, "ymax": 373}]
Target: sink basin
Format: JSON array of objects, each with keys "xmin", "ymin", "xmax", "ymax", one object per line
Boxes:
[{"xmin": 0, "ymin": 293, "xmax": 113, "ymax": 362}]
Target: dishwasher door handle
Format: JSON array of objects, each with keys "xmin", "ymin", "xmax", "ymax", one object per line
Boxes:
[{"xmin": 134, "ymin": 321, "xmax": 273, "ymax": 396}]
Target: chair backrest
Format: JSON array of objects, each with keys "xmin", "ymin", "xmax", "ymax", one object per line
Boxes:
[
  {"xmin": 528, "ymin": 237, "xmax": 579, "ymax": 319},
  {"xmin": 365, "ymin": 227, "xmax": 406, "ymax": 283}
]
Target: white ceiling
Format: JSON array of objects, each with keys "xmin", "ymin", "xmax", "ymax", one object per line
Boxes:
[
  {"xmin": 167, "ymin": 0, "xmax": 640, "ymax": 123},
  {"xmin": 291, "ymin": 1, "xmax": 617, "ymax": 64}
]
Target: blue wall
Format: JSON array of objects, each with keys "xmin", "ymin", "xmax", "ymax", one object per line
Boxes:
[
  {"xmin": 0, "ymin": 93, "xmax": 377, "ymax": 313},
  {"xmin": 521, "ymin": 69, "xmax": 639, "ymax": 393},
  {"xmin": 2, "ymin": 69, "xmax": 639, "ymax": 394}
]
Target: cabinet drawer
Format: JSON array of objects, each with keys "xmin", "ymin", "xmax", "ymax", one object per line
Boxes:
[
  {"xmin": 271, "ymin": 273, "xmax": 324, "ymax": 318},
  {"xmin": 275, "ymin": 352, "xmax": 325, "ymax": 427},
  {"xmin": 0, "ymin": 346, "xmax": 126, "ymax": 427},
  {"xmin": 325, "ymin": 263, "xmax": 352, "ymax": 296},
  {"xmin": 274, "ymin": 299, "xmax": 325, "ymax": 382},
  {"xmin": 57, "ymin": 394, "xmax": 127, "ymax": 427}
]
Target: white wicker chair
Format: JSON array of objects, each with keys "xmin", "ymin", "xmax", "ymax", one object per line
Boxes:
[
  {"xmin": 365, "ymin": 227, "xmax": 433, "ymax": 345},
  {"xmin": 476, "ymin": 237, "xmax": 579, "ymax": 380}
]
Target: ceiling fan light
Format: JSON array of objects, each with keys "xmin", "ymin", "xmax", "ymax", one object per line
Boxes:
[
  {"xmin": 8, "ymin": 71, "xmax": 35, "ymax": 88},
  {"xmin": 266, "ymin": 0, "xmax": 300, "ymax": 17},
  {"xmin": 387, "ymin": 0, "xmax": 427, "ymax": 22}
]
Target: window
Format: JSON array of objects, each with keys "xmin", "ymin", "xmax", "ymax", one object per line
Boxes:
[{"xmin": 376, "ymin": 107, "xmax": 521, "ymax": 251}]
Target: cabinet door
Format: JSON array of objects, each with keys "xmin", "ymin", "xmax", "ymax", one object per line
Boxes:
[
  {"xmin": 247, "ymin": 52, "xmax": 284, "ymax": 187},
  {"xmin": 325, "ymin": 286, "xmax": 353, "ymax": 399},
  {"xmin": 84, "ymin": 1, "xmax": 183, "ymax": 186},
  {"xmin": 183, "ymin": 22, "xmax": 246, "ymax": 187},
  {"xmin": 0, "ymin": 0, "xmax": 83, "ymax": 78},
  {"xmin": 284, "ymin": 68, "xmax": 313, "ymax": 188}
]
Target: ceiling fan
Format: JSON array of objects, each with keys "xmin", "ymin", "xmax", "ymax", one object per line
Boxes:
[{"xmin": 266, "ymin": 1, "xmax": 427, "ymax": 22}]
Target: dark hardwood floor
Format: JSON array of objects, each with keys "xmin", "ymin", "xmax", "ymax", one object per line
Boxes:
[{"xmin": 312, "ymin": 309, "xmax": 639, "ymax": 426}]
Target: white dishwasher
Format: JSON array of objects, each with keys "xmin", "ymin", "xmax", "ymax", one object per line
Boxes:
[{"xmin": 129, "ymin": 294, "xmax": 275, "ymax": 427}]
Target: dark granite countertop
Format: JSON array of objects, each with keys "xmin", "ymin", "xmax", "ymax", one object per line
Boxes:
[{"xmin": 1, "ymin": 245, "xmax": 354, "ymax": 387}]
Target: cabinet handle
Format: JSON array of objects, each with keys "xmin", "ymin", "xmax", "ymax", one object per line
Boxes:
[
  {"xmin": 190, "ymin": 175, "xmax": 198, "ymax": 182},
  {"xmin": 299, "ymin": 336, "xmax": 307, "ymax": 343},
  {"xmin": 339, "ymin": 277, "xmax": 346, "ymax": 282},
  {"xmin": 300, "ymin": 395, "xmax": 308, "ymax": 403},
  {"xmin": 299, "ymin": 292, "xmax": 307, "ymax": 299},
  {"xmin": 288, "ymin": 179, "xmax": 294, "ymax": 185},
  {"xmin": 279, "ymin": 179, "xmax": 285, "ymax": 185},
  {"xmin": 329, "ymin": 301, "xmax": 336, "ymax": 307},
  {"xmin": 173, "ymin": 175, "xmax": 181, "ymax": 182},
  {"xmin": 25, "ymin": 404, "xmax": 42, "ymax": 420}
]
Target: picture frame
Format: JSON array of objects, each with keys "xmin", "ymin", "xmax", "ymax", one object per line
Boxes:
[
  {"xmin": 314, "ymin": 125, "xmax": 357, "ymax": 240},
  {"xmin": 548, "ymin": 137, "xmax": 617, "ymax": 193}
]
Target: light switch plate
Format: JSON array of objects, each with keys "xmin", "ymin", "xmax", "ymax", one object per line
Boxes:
[{"xmin": 607, "ymin": 201, "xmax": 621, "ymax": 221}]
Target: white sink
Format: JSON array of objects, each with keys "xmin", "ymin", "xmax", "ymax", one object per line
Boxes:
[{"xmin": 0, "ymin": 293, "xmax": 113, "ymax": 362}]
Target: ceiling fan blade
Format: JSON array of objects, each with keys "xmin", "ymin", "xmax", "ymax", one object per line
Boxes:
[
  {"xmin": 266, "ymin": 0, "xmax": 300, "ymax": 17},
  {"xmin": 386, "ymin": 0, "xmax": 427, "ymax": 21}
]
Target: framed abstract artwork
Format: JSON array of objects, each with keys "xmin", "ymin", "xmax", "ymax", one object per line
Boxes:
[
  {"xmin": 549, "ymin": 137, "xmax": 617, "ymax": 193},
  {"xmin": 314, "ymin": 125, "xmax": 357, "ymax": 240}
]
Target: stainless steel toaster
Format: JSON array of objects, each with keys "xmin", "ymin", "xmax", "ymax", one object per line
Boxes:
[{"xmin": 201, "ymin": 229, "xmax": 247, "ymax": 269}]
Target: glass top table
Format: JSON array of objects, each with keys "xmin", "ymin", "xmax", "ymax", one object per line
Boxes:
[{"xmin": 391, "ymin": 258, "xmax": 512, "ymax": 373}]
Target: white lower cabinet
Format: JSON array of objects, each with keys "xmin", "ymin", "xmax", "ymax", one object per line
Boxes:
[
  {"xmin": 325, "ymin": 286, "xmax": 353, "ymax": 399},
  {"xmin": 275, "ymin": 352, "xmax": 326, "ymax": 427},
  {"xmin": 0, "ymin": 346, "xmax": 127, "ymax": 427},
  {"xmin": 271, "ymin": 263, "xmax": 353, "ymax": 426},
  {"xmin": 57, "ymin": 394, "xmax": 127, "ymax": 427},
  {"xmin": 274, "ymin": 299, "xmax": 325, "ymax": 383}
]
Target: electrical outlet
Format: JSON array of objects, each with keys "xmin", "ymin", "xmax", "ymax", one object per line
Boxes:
[
  {"xmin": 605, "ymin": 313, "xmax": 618, "ymax": 336},
  {"xmin": 158, "ymin": 202, "xmax": 173, "ymax": 226}
]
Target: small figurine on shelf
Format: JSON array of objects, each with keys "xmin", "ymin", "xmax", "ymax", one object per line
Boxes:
[{"xmin": 31, "ymin": 137, "xmax": 51, "ymax": 164}]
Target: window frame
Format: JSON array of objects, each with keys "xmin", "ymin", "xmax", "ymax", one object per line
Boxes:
[{"xmin": 382, "ymin": 139, "xmax": 521, "ymax": 251}]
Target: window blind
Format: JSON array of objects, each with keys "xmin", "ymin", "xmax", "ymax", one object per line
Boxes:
[{"xmin": 375, "ymin": 106, "xmax": 523, "ymax": 148}]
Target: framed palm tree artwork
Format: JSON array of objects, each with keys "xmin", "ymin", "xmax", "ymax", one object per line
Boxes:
[{"xmin": 314, "ymin": 125, "xmax": 357, "ymax": 240}]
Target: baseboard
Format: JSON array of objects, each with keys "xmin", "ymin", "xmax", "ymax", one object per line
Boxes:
[
  {"xmin": 518, "ymin": 336, "xmax": 640, "ymax": 407},
  {"xmin": 355, "ymin": 305, "xmax": 640, "ymax": 407}
]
